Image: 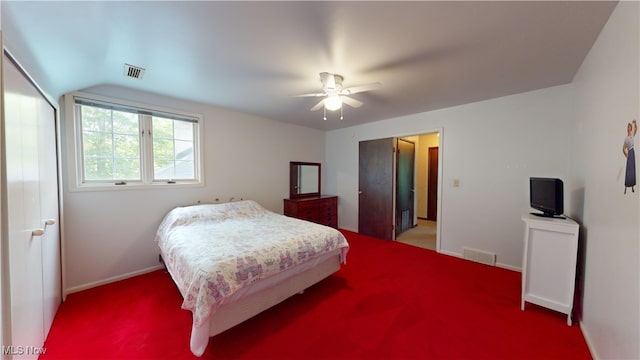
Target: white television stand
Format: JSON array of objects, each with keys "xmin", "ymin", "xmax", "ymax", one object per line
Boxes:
[{"xmin": 521, "ymin": 214, "xmax": 579, "ymax": 325}]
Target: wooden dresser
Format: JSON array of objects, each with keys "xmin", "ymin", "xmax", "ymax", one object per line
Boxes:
[{"xmin": 283, "ymin": 195, "xmax": 338, "ymax": 228}]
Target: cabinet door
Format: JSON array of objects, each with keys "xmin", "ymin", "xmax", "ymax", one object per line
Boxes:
[{"xmin": 525, "ymin": 227, "xmax": 577, "ymax": 309}]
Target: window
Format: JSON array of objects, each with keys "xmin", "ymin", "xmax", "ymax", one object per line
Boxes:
[
  {"xmin": 69, "ymin": 93, "xmax": 203, "ymax": 190},
  {"xmin": 152, "ymin": 116, "xmax": 196, "ymax": 181}
]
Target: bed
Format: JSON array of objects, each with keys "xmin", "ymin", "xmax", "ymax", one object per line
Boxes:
[{"xmin": 155, "ymin": 200, "xmax": 349, "ymax": 356}]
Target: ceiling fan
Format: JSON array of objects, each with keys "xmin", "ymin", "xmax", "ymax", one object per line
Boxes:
[{"xmin": 292, "ymin": 72, "xmax": 381, "ymax": 120}]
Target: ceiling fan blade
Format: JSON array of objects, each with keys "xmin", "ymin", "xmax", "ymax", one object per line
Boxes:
[
  {"xmin": 291, "ymin": 92, "xmax": 326, "ymax": 98},
  {"xmin": 341, "ymin": 82, "xmax": 382, "ymax": 95},
  {"xmin": 341, "ymin": 96, "xmax": 363, "ymax": 108},
  {"xmin": 310, "ymin": 99, "xmax": 325, "ymax": 111}
]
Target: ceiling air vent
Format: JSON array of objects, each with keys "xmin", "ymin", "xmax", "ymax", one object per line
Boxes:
[{"xmin": 123, "ymin": 63, "xmax": 145, "ymax": 79}]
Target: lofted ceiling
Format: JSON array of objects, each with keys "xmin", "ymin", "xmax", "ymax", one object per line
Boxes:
[{"xmin": 2, "ymin": 1, "xmax": 616, "ymax": 131}]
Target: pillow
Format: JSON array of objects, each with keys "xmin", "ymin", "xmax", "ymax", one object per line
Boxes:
[{"xmin": 160, "ymin": 200, "xmax": 267, "ymax": 230}]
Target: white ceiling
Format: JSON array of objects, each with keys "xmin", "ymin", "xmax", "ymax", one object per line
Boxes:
[{"xmin": 2, "ymin": 1, "xmax": 616, "ymax": 131}]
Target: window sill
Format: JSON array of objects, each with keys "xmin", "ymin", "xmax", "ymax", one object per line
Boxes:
[{"xmin": 69, "ymin": 181, "xmax": 204, "ymax": 193}]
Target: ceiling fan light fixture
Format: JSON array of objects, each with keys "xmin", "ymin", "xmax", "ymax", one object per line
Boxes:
[{"xmin": 324, "ymin": 94, "xmax": 342, "ymax": 111}]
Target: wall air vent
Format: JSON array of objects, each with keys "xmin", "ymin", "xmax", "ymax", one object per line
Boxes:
[
  {"xmin": 123, "ymin": 64, "xmax": 145, "ymax": 79},
  {"xmin": 463, "ymin": 247, "xmax": 496, "ymax": 266}
]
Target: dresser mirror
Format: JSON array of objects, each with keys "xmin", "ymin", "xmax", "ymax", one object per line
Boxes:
[{"xmin": 290, "ymin": 161, "xmax": 321, "ymax": 198}]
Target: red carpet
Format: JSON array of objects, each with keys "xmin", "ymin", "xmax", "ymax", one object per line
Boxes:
[{"xmin": 41, "ymin": 230, "xmax": 591, "ymax": 359}]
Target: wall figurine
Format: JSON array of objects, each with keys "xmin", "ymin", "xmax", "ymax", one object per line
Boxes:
[{"xmin": 623, "ymin": 119, "xmax": 637, "ymax": 194}]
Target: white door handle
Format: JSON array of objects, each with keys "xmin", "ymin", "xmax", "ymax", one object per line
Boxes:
[
  {"xmin": 44, "ymin": 219, "xmax": 56, "ymax": 226},
  {"xmin": 32, "ymin": 229, "xmax": 45, "ymax": 236}
]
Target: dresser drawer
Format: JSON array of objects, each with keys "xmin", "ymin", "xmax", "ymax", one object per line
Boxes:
[
  {"xmin": 301, "ymin": 209, "xmax": 319, "ymax": 221},
  {"xmin": 323, "ymin": 214, "xmax": 338, "ymax": 228},
  {"xmin": 283, "ymin": 196, "xmax": 338, "ymax": 228},
  {"xmin": 296, "ymin": 201, "xmax": 318, "ymax": 211},
  {"xmin": 319, "ymin": 198, "xmax": 337, "ymax": 210}
]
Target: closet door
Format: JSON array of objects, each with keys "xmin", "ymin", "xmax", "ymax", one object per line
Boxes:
[
  {"xmin": 38, "ymin": 86, "xmax": 61, "ymax": 338},
  {"xmin": 3, "ymin": 52, "xmax": 60, "ymax": 356},
  {"xmin": 4, "ymin": 53, "xmax": 45, "ymax": 354}
]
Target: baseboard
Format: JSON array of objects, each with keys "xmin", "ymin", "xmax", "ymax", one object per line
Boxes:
[
  {"xmin": 64, "ymin": 265, "xmax": 165, "ymax": 298},
  {"xmin": 496, "ymin": 262, "xmax": 521, "ymax": 272},
  {"xmin": 439, "ymin": 249, "xmax": 462, "ymax": 258},
  {"xmin": 580, "ymin": 321, "xmax": 599, "ymax": 360},
  {"xmin": 339, "ymin": 226, "xmax": 358, "ymax": 233}
]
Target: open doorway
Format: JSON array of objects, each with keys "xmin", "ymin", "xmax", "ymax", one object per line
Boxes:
[
  {"xmin": 358, "ymin": 131, "xmax": 441, "ymax": 249},
  {"xmin": 396, "ymin": 132, "xmax": 439, "ymax": 251}
]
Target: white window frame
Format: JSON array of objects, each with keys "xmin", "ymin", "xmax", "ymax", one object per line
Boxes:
[{"xmin": 65, "ymin": 92, "xmax": 204, "ymax": 191}]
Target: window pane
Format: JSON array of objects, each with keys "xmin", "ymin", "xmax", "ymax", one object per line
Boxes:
[
  {"xmin": 153, "ymin": 138, "xmax": 174, "ymax": 160},
  {"xmin": 113, "ymin": 111, "xmax": 139, "ymax": 134},
  {"xmin": 152, "ymin": 116, "xmax": 195, "ymax": 180},
  {"xmin": 114, "ymin": 134, "xmax": 140, "ymax": 158},
  {"xmin": 174, "ymin": 120, "xmax": 193, "ymax": 141},
  {"xmin": 175, "ymin": 139, "xmax": 193, "ymax": 157},
  {"xmin": 174, "ymin": 160, "xmax": 195, "ymax": 179},
  {"xmin": 114, "ymin": 158, "xmax": 141, "ymax": 180},
  {"xmin": 84, "ymin": 157, "xmax": 113, "ymax": 181},
  {"xmin": 80, "ymin": 104, "xmax": 141, "ymax": 182},
  {"xmin": 154, "ymin": 158, "xmax": 174, "ymax": 171},
  {"xmin": 81, "ymin": 106, "xmax": 112, "ymax": 132},
  {"xmin": 153, "ymin": 117, "xmax": 174, "ymax": 139},
  {"xmin": 82, "ymin": 132, "xmax": 113, "ymax": 158}
]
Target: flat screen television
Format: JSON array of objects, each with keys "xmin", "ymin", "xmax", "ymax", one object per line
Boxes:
[{"xmin": 529, "ymin": 177, "xmax": 564, "ymax": 218}]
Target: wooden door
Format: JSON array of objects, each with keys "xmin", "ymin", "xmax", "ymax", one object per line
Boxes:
[
  {"xmin": 427, "ymin": 147, "xmax": 439, "ymax": 221},
  {"xmin": 396, "ymin": 138, "xmax": 415, "ymax": 236},
  {"xmin": 359, "ymin": 138, "xmax": 395, "ymax": 240}
]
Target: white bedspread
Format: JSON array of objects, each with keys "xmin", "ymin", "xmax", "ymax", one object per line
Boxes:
[{"xmin": 155, "ymin": 200, "xmax": 349, "ymax": 336}]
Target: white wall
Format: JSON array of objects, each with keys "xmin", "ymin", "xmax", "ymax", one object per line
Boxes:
[
  {"xmin": 570, "ymin": 2, "xmax": 639, "ymax": 359},
  {"xmin": 61, "ymin": 85, "xmax": 327, "ymax": 293},
  {"xmin": 325, "ymin": 84, "xmax": 574, "ymax": 270}
]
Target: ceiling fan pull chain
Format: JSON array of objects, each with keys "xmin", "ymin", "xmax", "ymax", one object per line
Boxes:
[
  {"xmin": 323, "ymin": 106, "xmax": 327, "ymax": 121},
  {"xmin": 340, "ymin": 106, "xmax": 343, "ymax": 120}
]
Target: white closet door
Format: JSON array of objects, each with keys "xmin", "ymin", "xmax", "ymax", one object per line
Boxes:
[
  {"xmin": 3, "ymin": 52, "xmax": 60, "ymax": 358},
  {"xmin": 4, "ymin": 54, "xmax": 45, "ymax": 355},
  {"xmin": 38, "ymin": 100, "xmax": 61, "ymax": 337}
]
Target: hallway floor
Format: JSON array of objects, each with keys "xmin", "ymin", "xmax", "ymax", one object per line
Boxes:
[{"xmin": 395, "ymin": 219, "xmax": 436, "ymax": 250}]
